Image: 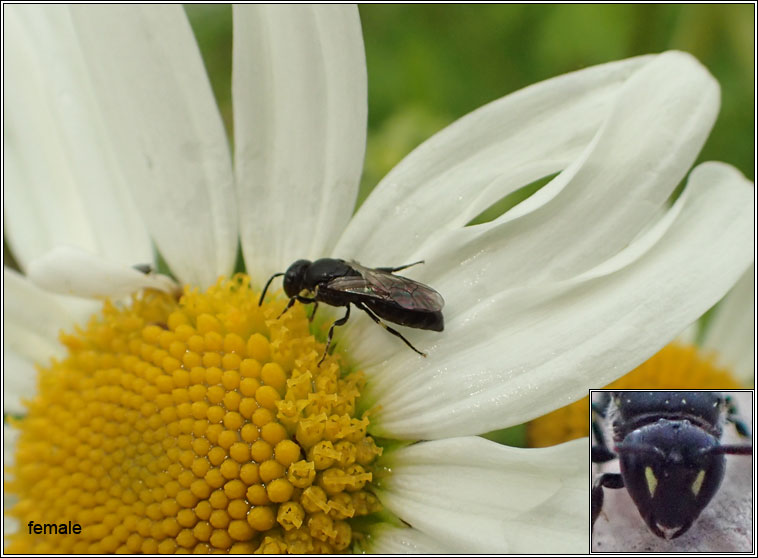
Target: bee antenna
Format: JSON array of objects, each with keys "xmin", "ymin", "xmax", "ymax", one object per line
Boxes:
[
  {"xmin": 259, "ymin": 273, "xmax": 285, "ymax": 306},
  {"xmin": 703, "ymin": 444, "xmax": 753, "ymax": 456}
]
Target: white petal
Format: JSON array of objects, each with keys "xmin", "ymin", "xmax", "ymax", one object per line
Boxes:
[
  {"xmin": 677, "ymin": 322, "xmax": 700, "ymax": 346},
  {"xmin": 3, "ymin": 350, "xmax": 38, "ymax": 415},
  {"xmin": 4, "ymin": 424, "xmax": 20, "ymax": 514},
  {"xmin": 701, "ymin": 265, "xmax": 755, "ymax": 386},
  {"xmin": 3, "ymin": 5, "xmax": 152, "ymax": 270},
  {"xmin": 4, "ymin": 425, "xmax": 20, "ymax": 468},
  {"xmin": 233, "ymin": 5, "xmax": 367, "ymax": 281},
  {"xmin": 3, "ymin": 268, "xmax": 99, "ymax": 412},
  {"xmin": 377, "ymin": 437, "xmax": 588, "ymax": 553},
  {"xmin": 335, "ymin": 51, "xmax": 717, "ymax": 291},
  {"xmin": 363, "ymin": 162, "xmax": 753, "ymax": 439},
  {"xmin": 366, "ymin": 525, "xmax": 449, "ymax": 554},
  {"xmin": 66, "ymin": 5, "xmax": 237, "ymax": 287},
  {"xmin": 3, "ymin": 267, "xmax": 98, "ymax": 362},
  {"xmin": 27, "ymin": 246, "xmax": 178, "ymax": 299},
  {"xmin": 4, "ymin": 516, "xmax": 20, "ymax": 539}
]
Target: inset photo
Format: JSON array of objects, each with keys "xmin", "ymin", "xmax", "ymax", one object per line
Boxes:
[{"xmin": 591, "ymin": 390, "xmax": 753, "ymax": 553}]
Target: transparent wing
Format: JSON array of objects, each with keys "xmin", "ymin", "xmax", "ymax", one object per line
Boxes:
[{"xmin": 327, "ymin": 261, "xmax": 445, "ymax": 311}]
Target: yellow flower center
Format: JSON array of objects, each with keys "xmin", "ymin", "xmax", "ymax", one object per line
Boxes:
[
  {"xmin": 6, "ymin": 275, "xmax": 382, "ymax": 554},
  {"xmin": 527, "ymin": 342, "xmax": 742, "ymax": 447}
]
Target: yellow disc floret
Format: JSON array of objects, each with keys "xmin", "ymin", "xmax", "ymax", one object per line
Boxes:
[
  {"xmin": 6, "ymin": 275, "xmax": 382, "ymax": 553},
  {"xmin": 527, "ymin": 341, "xmax": 743, "ymax": 447}
]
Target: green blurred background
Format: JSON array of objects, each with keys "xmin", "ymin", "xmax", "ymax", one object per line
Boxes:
[{"xmin": 186, "ymin": 4, "xmax": 754, "ymax": 210}]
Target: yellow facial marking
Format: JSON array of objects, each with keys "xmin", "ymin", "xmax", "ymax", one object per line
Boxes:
[
  {"xmin": 645, "ymin": 466, "xmax": 658, "ymax": 497},
  {"xmin": 691, "ymin": 470, "xmax": 706, "ymax": 496}
]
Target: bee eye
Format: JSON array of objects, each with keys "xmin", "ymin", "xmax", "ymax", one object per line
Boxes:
[
  {"xmin": 691, "ymin": 470, "xmax": 706, "ymax": 496},
  {"xmin": 645, "ymin": 466, "xmax": 658, "ymax": 497}
]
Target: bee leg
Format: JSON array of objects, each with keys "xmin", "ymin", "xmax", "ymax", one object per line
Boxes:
[
  {"xmin": 355, "ymin": 302, "xmax": 426, "ymax": 357},
  {"xmin": 591, "ymin": 399, "xmax": 618, "ymax": 532},
  {"xmin": 591, "ymin": 392, "xmax": 611, "ymax": 418},
  {"xmin": 592, "ymin": 444, "xmax": 616, "ymax": 464},
  {"xmin": 277, "ymin": 295, "xmax": 317, "ymax": 319},
  {"xmin": 319, "ymin": 306, "xmax": 351, "ymax": 366},
  {"xmin": 376, "ymin": 260, "xmax": 424, "ymax": 273},
  {"xmin": 276, "ymin": 297, "xmax": 298, "ymax": 318},
  {"xmin": 592, "ymin": 473, "xmax": 624, "ymax": 533},
  {"xmin": 309, "ymin": 302, "xmax": 319, "ymax": 323},
  {"xmin": 591, "ymin": 402, "xmax": 607, "ymax": 418},
  {"xmin": 308, "ymin": 285, "xmax": 320, "ymax": 322},
  {"xmin": 592, "ymin": 415, "xmax": 615, "ymax": 464}
]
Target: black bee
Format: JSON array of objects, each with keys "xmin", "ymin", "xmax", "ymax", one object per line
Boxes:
[
  {"xmin": 259, "ymin": 258, "xmax": 444, "ymax": 364},
  {"xmin": 592, "ymin": 391, "xmax": 752, "ymax": 540}
]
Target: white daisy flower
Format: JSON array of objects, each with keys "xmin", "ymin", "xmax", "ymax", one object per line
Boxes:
[{"xmin": 3, "ymin": 5, "xmax": 753, "ymax": 554}]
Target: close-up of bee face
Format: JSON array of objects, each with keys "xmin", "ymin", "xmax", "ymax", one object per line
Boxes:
[{"xmin": 591, "ymin": 391, "xmax": 753, "ymax": 552}]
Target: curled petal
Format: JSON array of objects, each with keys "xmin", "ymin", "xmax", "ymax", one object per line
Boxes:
[
  {"xmin": 362, "ymin": 163, "xmax": 753, "ymax": 439},
  {"xmin": 336, "ymin": 51, "xmax": 718, "ymax": 299}
]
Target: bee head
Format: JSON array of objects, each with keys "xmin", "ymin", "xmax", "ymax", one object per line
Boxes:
[
  {"xmin": 282, "ymin": 260, "xmax": 311, "ymax": 298},
  {"xmin": 617, "ymin": 419, "xmax": 725, "ymax": 539}
]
